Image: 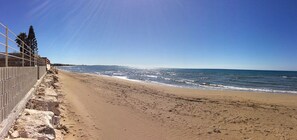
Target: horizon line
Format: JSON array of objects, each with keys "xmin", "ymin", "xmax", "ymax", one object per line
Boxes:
[{"xmin": 52, "ymin": 63, "xmax": 297, "ymax": 72}]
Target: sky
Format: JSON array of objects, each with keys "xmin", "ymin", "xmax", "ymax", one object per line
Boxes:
[{"xmin": 0, "ymin": 0, "xmax": 297, "ymax": 70}]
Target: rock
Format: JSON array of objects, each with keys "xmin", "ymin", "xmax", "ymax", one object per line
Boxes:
[
  {"xmin": 53, "ymin": 83, "xmax": 61, "ymax": 89},
  {"xmin": 18, "ymin": 130, "xmax": 28, "ymax": 138},
  {"xmin": 52, "ymin": 116, "xmax": 60, "ymax": 126},
  {"xmin": 11, "ymin": 130, "xmax": 20, "ymax": 138},
  {"xmin": 5, "ymin": 138, "xmax": 37, "ymax": 140},
  {"xmin": 213, "ymin": 128, "xmax": 221, "ymax": 133},
  {"xmin": 37, "ymin": 92, "xmax": 45, "ymax": 96},
  {"xmin": 26, "ymin": 96, "xmax": 60, "ymax": 116},
  {"xmin": 57, "ymin": 124, "xmax": 69, "ymax": 133},
  {"xmin": 53, "ymin": 75, "xmax": 59, "ymax": 83},
  {"xmin": 47, "ymin": 69, "xmax": 58, "ymax": 75},
  {"xmin": 47, "ymin": 69, "xmax": 54, "ymax": 74},
  {"xmin": 44, "ymin": 88, "xmax": 58, "ymax": 97},
  {"xmin": 54, "ymin": 129, "xmax": 63, "ymax": 140},
  {"xmin": 39, "ymin": 83, "xmax": 46, "ymax": 88},
  {"xmin": 43, "ymin": 79, "xmax": 54, "ymax": 88},
  {"xmin": 38, "ymin": 136, "xmax": 51, "ymax": 140},
  {"xmin": 37, "ymin": 87, "xmax": 45, "ymax": 96},
  {"xmin": 13, "ymin": 109, "xmax": 56, "ymax": 140},
  {"xmin": 53, "ymin": 69, "xmax": 59, "ymax": 74}
]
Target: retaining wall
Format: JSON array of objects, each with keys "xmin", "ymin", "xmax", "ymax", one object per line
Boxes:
[
  {"xmin": 38, "ymin": 66, "xmax": 46, "ymax": 79},
  {"xmin": 0, "ymin": 66, "xmax": 46, "ymax": 123}
]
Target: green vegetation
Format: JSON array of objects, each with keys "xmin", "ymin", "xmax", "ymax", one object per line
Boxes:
[{"xmin": 15, "ymin": 25, "xmax": 38, "ymax": 57}]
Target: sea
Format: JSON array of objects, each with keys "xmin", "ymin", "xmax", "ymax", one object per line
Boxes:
[{"xmin": 58, "ymin": 65, "xmax": 297, "ymax": 94}]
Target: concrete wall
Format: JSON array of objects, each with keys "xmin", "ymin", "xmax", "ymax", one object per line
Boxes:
[
  {"xmin": 0, "ymin": 66, "xmax": 46, "ymax": 123},
  {"xmin": 46, "ymin": 64, "xmax": 51, "ymax": 71},
  {"xmin": 38, "ymin": 66, "xmax": 46, "ymax": 80}
]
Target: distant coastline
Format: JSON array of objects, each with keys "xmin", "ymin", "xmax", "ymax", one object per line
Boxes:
[
  {"xmin": 51, "ymin": 63, "xmax": 76, "ymax": 66},
  {"xmin": 54, "ymin": 64, "xmax": 297, "ymax": 72}
]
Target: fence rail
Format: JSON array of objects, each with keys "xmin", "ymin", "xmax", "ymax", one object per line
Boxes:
[
  {"xmin": 0, "ymin": 22, "xmax": 49, "ymax": 134},
  {"xmin": 0, "ymin": 22, "xmax": 46, "ymax": 67}
]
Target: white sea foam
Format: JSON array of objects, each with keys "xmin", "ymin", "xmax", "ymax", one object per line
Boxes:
[
  {"xmin": 150, "ymin": 81, "xmax": 182, "ymax": 88},
  {"xmin": 146, "ymin": 75, "xmax": 158, "ymax": 78},
  {"xmin": 282, "ymin": 76, "xmax": 288, "ymax": 79},
  {"xmin": 58, "ymin": 66, "xmax": 297, "ymax": 95},
  {"xmin": 164, "ymin": 78, "xmax": 171, "ymax": 81},
  {"xmin": 167, "ymin": 72, "xmax": 176, "ymax": 76},
  {"xmin": 94, "ymin": 72, "xmax": 101, "ymax": 75},
  {"xmin": 200, "ymin": 84, "xmax": 297, "ymax": 94},
  {"xmin": 112, "ymin": 76, "xmax": 142, "ymax": 83},
  {"xmin": 99, "ymin": 73, "xmax": 297, "ymax": 94},
  {"xmin": 175, "ymin": 79, "xmax": 195, "ymax": 83},
  {"xmin": 113, "ymin": 72, "xmax": 125, "ymax": 76},
  {"xmin": 112, "ymin": 76, "xmax": 128, "ymax": 80}
]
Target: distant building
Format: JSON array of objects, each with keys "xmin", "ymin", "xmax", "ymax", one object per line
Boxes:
[
  {"xmin": 41, "ymin": 57, "xmax": 51, "ymax": 70},
  {"xmin": 0, "ymin": 52, "xmax": 50, "ymax": 68},
  {"xmin": 0, "ymin": 53, "xmax": 28, "ymax": 67}
]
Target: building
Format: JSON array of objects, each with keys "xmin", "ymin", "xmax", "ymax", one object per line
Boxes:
[{"xmin": 41, "ymin": 57, "xmax": 51, "ymax": 70}]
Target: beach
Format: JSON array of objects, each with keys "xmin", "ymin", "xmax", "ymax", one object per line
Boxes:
[{"xmin": 59, "ymin": 70, "xmax": 297, "ymax": 140}]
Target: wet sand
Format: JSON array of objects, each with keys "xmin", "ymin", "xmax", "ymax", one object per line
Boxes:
[{"xmin": 59, "ymin": 70, "xmax": 297, "ymax": 140}]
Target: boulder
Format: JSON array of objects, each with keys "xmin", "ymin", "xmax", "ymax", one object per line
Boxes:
[
  {"xmin": 43, "ymin": 79, "xmax": 54, "ymax": 88},
  {"xmin": 12, "ymin": 109, "xmax": 55, "ymax": 140},
  {"xmin": 5, "ymin": 138, "xmax": 37, "ymax": 140},
  {"xmin": 53, "ymin": 75, "xmax": 59, "ymax": 83},
  {"xmin": 10, "ymin": 130, "xmax": 19, "ymax": 138},
  {"xmin": 44, "ymin": 88, "xmax": 58, "ymax": 97},
  {"xmin": 54, "ymin": 130, "xmax": 63, "ymax": 140},
  {"xmin": 26, "ymin": 96, "xmax": 60, "ymax": 116},
  {"xmin": 52, "ymin": 83, "xmax": 61, "ymax": 89},
  {"xmin": 52, "ymin": 115, "xmax": 60, "ymax": 126}
]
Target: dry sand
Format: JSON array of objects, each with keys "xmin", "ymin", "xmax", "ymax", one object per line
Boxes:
[{"xmin": 59, "ymin": 70, "xmax": 297, "ymax": 140}]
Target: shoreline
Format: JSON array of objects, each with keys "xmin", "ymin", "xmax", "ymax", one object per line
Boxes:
[
  {"xmin": 60, "ymin": 70, "xmax": 297, "ymax": 139},
  {"xmin": 60, "ymin": 69, "xmax": 297, "ymax": 95}
]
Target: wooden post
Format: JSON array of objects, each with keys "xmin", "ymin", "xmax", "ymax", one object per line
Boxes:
[
  {"xmin": 5, "ymin": 27, "xmax": 8, "ymax": 67},
  {"xmin": 22, "ymin": 42, "xmax": 24, "ymax": 67}
]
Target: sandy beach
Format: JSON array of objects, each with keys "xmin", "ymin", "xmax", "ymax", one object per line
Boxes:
[{"xmin": 59, "ymin": 70, "xmax": 297, "ymax": 140}]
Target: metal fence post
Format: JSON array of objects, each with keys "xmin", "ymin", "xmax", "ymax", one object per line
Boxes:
[
  {"xmin": 34, "ymin": 55, "xmax": 36, "ymax": 66},
  {"xmin": 22, "ymin": 42, "xmax": 24, "ymax": 67},
  {"xmin": 29, "ymin": 51, "xmax": 31, "ymax": 67},
  {"xmin": 5, "ymin": 27, "xmax": 8, "ymax": 67}
]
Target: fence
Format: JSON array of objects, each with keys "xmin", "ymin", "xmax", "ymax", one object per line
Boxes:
[
  {"xmin": 0, "ymin": 22, "xmax": 46, "ymax": 67},
  {"xmin": 0, "ymin": 22, "xmax": 48, "ymax": 125}
]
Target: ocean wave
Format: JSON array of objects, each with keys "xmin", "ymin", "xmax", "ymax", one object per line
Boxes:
[
  {"xmin": 112, "ymin": 76, "xmax": 128, "ymax": 80},
  {"xmin": 199, "ymin": 84, "xmax": 297, "ymax": 94},
  {"xmin": 112, "ymin": 72, "xmax": 126, "ymax": 76},
  {"xmin": 164, "ymin": 77, "xmax": 171, "ymax": 81},
  {"xmin": 146, "ymin": 75, "xmax": 158, "ymax": 78},
  {"xmin": 175, "ymin": 79, "xmax": 195, "ymax": 84},
  {"xmin": 282, "ymin": 76, "xmax": 297, "ymax": 79},
  {"xmin": 282, "ymin": 76, "xmax": 288, "ymax": 78},
  {"xmin": 94, "ymin": 72, "xmax": 101, "ymax": 75},
  {"xmin": 58, "ymin": 66, "xmax": 297, "ymax": 94},
  {"xmin": 167, "ymin": 72, "xmax": 176, "ymax": 76},
  {"xmin": 112, "ymin": 76, "xmax": 143, "ymax": 83}
]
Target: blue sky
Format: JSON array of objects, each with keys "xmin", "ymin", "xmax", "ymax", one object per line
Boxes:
[{"xmin": 0, "ymin": 0, "xmax": 297, "ymax": 70}]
